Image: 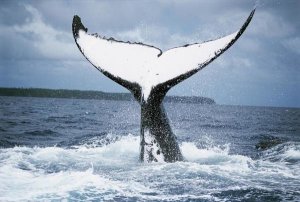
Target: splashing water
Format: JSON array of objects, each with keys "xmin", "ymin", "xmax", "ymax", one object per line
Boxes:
[
  {"xmin": 1, "ymin": 97, "xmax": 299, "ymax": 201},
  {"xmin": 0, "ymin": 134, "xmax": 299, "ymax": 201}
]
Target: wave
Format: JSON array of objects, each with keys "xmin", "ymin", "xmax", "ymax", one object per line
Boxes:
[
  {"xmin": 260, "ymin": 142, "xmax": 300, "ymax": 163},
  {"xmin": 0, "ymin": 134, "xmax": 299, "ymax": 201},
  {"xmin": 23, "ymin": 129, "xmax": 59, "ymax": 136}
]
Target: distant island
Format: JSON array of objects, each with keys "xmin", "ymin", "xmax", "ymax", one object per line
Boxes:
[{"xmin": 0, "ymin": 87, "xmax": 215, "ymax": 104}]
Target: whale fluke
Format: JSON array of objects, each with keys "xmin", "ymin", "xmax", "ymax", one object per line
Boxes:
[{"xmin": 72, "ymin": 9, "xmax": 255, "ymax": 162}]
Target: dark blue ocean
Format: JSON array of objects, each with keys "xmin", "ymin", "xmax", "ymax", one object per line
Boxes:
[{"xmin": 0, "ymin": 96, "xmax": 299, "ymax": 201}]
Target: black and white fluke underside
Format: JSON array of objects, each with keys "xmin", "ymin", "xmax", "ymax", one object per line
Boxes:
[{"xmin": 72, "ymin": 9, "xmax": 255, "ymax": 163}]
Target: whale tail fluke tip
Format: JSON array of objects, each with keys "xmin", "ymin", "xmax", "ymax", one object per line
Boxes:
[{"xmin": 72, "ymin": 15, "xmax": 87, "ymax": 38}]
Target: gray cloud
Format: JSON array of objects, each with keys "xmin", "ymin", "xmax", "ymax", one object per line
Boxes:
[
  {"xmin": 0, "ymin": 0, "xmax": 299, "ymax": 107},
  {"xmin": 283, "ymin": 37, "xmax": 300, "ymax": 55}
]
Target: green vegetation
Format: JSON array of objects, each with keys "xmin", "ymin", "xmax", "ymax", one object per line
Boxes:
[{"xmin": 0, "ymin": 87, "xmax": 215, "ymax": 104}]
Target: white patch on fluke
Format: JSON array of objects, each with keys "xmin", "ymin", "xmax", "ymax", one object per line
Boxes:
[
  {"xmin": 76, "ymin": 30, "xmax": 238, "ymax": 101},
  {"xmin": 143, "ymin": 129, "xmax": 164, "ymax": 162},
  {"xmin": 141, "ymin": 85, "xmax": 153, "ymax": 101}
]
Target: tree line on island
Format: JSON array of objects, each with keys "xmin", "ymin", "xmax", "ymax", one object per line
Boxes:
[{"xmin": 0, "ymin": 87, "xmax": 215, "ymax": 104}]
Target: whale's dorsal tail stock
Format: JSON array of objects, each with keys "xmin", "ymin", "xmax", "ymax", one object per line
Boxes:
[{"xmin": 72, "ymin": 9, "xmax": 255, "ymax": 162}]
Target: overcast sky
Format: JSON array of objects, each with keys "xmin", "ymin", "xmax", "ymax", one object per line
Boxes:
[{"xmin": 0, "ymin": 0, "xmax": 299, "ymax": 107}]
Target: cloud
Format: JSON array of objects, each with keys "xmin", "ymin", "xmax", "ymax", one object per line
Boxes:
[
  {"xmin": 114, "ymin": 24, "xmax": 199, "ymax": 50},
  {"xmin": 248, "ymin": 11, "xmax": 296, "ymax": 38},
  {"xmin": 11, "ymin": 5, "xmax": 80, "ymax": 60},
  {"xmin": 0, "ymin": 0, "xmax": 299, "ymax": 107},
  {"xmin": 282, "ymin": 37, "xmax": 300, "ymax": 55},
  {"xmin": 0, "ymin": 24, "xmax": 41, "ymax": 59}
]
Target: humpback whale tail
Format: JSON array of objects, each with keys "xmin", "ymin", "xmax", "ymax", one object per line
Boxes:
[{"xmin": 72, "ymin": 9, "xmax": 255, "ymax": 162}]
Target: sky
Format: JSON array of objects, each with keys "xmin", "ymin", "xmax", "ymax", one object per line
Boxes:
[{"xmin": 0, "ymin": 0, "xmax": 299, "ymax": 108}]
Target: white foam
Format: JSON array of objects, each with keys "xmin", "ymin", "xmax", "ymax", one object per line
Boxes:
[
  {"xmin": 0, "ymin": 165, "xmax": 153, "ymax": 201},
  {"xmin": 284, "ymin": 148, "xmax": 300, "ymax": 160},
  {"xmin": 181, "ymin": 142, "xmax": 254, "ymax": 174},
  {"xmin": 261, "ymin": 142, "xmax": 300, "ymax": 162},
  {"xmin": 0, "ymin": 136, "xmax": 299, "ymax": 201}
]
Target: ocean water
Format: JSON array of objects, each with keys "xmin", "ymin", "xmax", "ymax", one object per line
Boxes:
[{"xmin": 0, "ymin": 96, "xmax": 299, "ymax": 201}]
